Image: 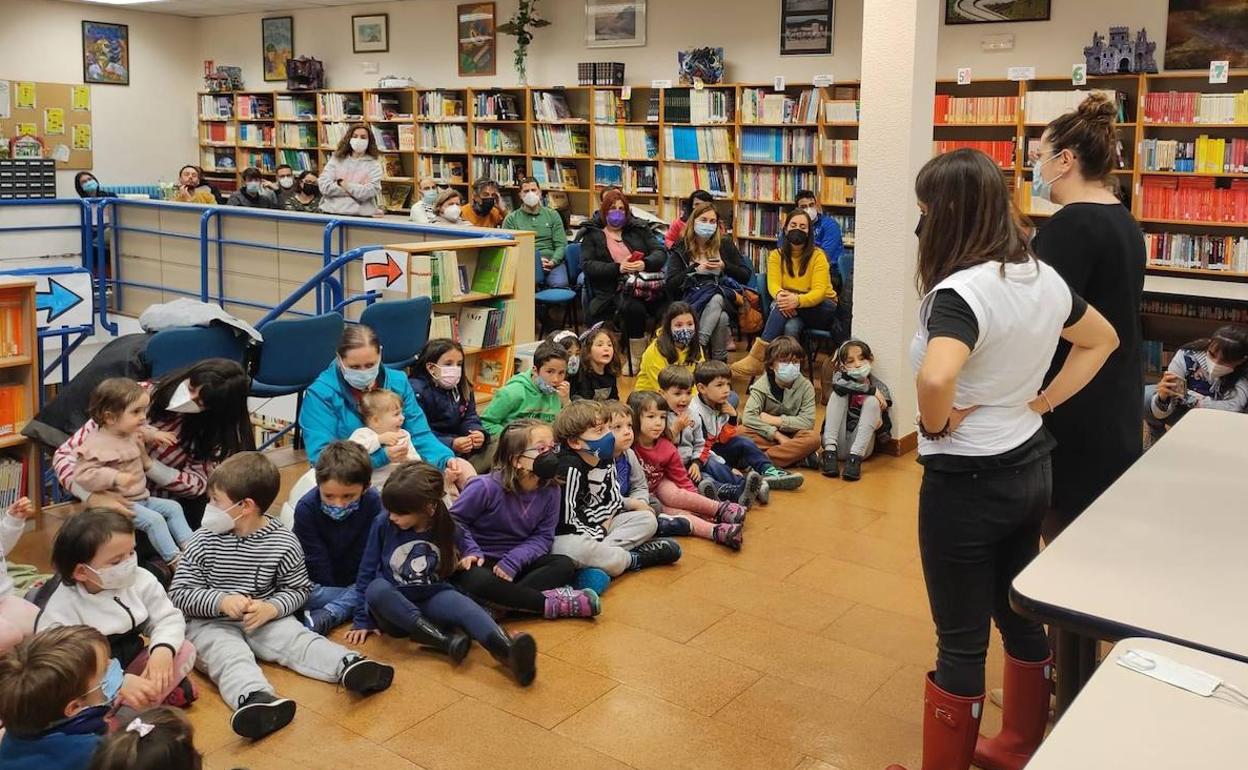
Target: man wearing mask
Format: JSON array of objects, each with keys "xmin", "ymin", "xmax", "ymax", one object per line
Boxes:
[
  {"xmin": 463, "ymin": 178, "xmax": 505, "ymax": 228},
  {"xmin": 503, "ymin": 177, "xmax": 569, "ymax": 287},
  {"xmin": 227, "ymin": 167, "xmax": 279, "ymax": 209},
  {"xmin": 265, "ymin": 164, "xmax": 297, "ymax": 206}
]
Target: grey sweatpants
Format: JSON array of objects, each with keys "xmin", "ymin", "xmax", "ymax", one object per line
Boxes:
[
  {"xmin": 823, "ymin": 392, "xmax": 882, "ymax": 460},
  {"xmin": 698, "ymin": 294, "xmax": 731, "ymax": 362},
  {"xmin": 187, "ymin": 615, "xmax": 352, "ymax": 708},
  {"xmin": 551, "ymin": 509, "xmax": 658, "ymax": 576}
]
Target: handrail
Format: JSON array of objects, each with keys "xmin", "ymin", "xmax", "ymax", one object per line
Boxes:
[{"xmin": 257, "ymin": 245, "xmax": 378, "ymax": 328}]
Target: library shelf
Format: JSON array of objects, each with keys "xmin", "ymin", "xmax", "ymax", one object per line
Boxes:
[
  {"xmin": 737, "ymin": 160, "xmax": 819, "ymax": 167},
  {"xmin": 1147, "ymin": 266, "xmax": 1248, "ymax": 280},
  {"xmin": 470, "ymin": 150, "xmax": 528, "ymax": 157},
  {"xmin": 1139, "ymin": 218, "xmax": 1248, "ymax": 229},
  {"xmin": 1144, "ymin": 122, "xmax": 1248, "ymax": 128},
  {"xmin": 0, "ymin": 355, "xmax": 31, "ymax": 370},
  {"xmin": 740, "ymin": 122, "xmax": 820, "ymax": 128},
  {"xmin": 1138, "ymin": 170, "xmax": 1248, "ymax": 179},
  {"xmin": 381, "ymin": 176, "xmax": 415, "ymax": 182},
  {"xmin": 199, "ymin": 116, "xmax": 232, "ymax": 122},
  {"xmin": 0, "ymin": 434, "xmax": 28, "ymax": 450},
  {"xmin": 418, "ymin": 148, "xmax": 469, "ymax": 155},
  {"xmin": 530, "ymin": 153, "xmax": 592, "ymax": 160},
  {"xmin": 935, "ymin": 122, "xmax": 1017, "ymax": 127}
]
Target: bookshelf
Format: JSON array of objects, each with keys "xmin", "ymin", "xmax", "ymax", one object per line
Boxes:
[{"xmin": 0, "ymin": 278, "xmax": 41, "ymax": 518}]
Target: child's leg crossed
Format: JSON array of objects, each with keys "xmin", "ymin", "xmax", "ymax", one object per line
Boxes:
[
  {"xmin": 713, "ymin": 435, "xmax": 772, "ymax": 473},
  {"xmin": 655, "ymin": 479, "xmax": 719, "ymax": 521}
]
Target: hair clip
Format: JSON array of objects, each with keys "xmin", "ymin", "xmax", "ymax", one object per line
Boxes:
[
  {"xmin": 578, "ymin": 321, "xmax": 605, "ymax": 343},
  {"xmin": 125, "ymin": 718, "xmax": 155, "ymax": 738}
]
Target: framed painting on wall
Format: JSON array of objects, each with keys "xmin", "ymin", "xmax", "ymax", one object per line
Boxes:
[
  {"xmin": 1166, "ymin": 0, "xmax": 1248, "ymax": 69},
  {"xmin": 780, "ymin": 0, "xmax": 834, "ymax": 56},
  {"xmin": 944, "ymin": 0, "xmax": 1050, "ymax": 25},
  {"xmin": 261, "ymin": 16, "xmax": 294, "ymax": 82},
  {"xmin": 458, "ymin": 3, "xmax": 497, "ymax": 76},
  {"xmin": 353, "ymin": 14, "xmax": 390, "ymax": 54},
  {"xmin": 82, "ymin": 21, "xmax": 130, "ymax": 86},
  {"xmin": 586, "ymin": 0, "xmax": 646, "ymax": 48}
]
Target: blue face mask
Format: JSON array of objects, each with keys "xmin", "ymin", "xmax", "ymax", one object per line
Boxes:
[
  {"xmin": 693, "ymin": 221, "xmax": 717, "ymax": 239},
  {"xmin": 87, "ymin": 658, "xmax": 124, "ymax": 705},
  {"xmin": 775, "ymin": 362, "xmax": 801, "ymax": 385},
  {"xmin": 535, "ymin": 373, "xmax": 558, "ymax": 394},
  {"xmin": 321, "ymin": 499, "xmax": 360, "ymax": 521},
  {"xmin": 422, "ymin": 188, "xmax": 438, "ymax": 205},
  {"xmin": 245, "ymin": 181, "xmax": 261, "ymax": 195},
  {"xmin": 340, "ymin": 359, "xmax": 380, "ymax": 390},
  {"xmin": 672, "ymin": 327, "xmax": 696, "ymax": 347},
  {"xmin": 579, "ymin": 431, "xmax": 616, "ymax": 463},
  {"xmin": 1031, "ymin": 153, "xmax": 1066, "ymax": 203},
  {"xmin": 82, "ymin": 179, "xmax": 99, "ymax": 193}
]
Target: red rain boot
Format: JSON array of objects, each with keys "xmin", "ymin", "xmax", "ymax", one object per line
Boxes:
[
  {"xmin": 886, "ymin": 672, "xmax": 983, "ymax": 770},
  {"xmin": 973, "ymin": 654, "xmax": 1053, "ymax": 770}
]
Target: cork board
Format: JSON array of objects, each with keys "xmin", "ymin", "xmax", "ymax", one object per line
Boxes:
[{"xmin": 0, "ymin": 80, "xmax": 94, "ymax": 170}]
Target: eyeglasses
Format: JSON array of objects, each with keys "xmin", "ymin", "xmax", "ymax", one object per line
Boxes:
[{"xmin": 522, "ymin": 443, "xmax": 556, "ymax": 456}]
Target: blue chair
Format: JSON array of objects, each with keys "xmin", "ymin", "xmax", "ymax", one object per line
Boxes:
[
  {"xmin": 146, "ymin": 324, "xmax": 247, "ymax": 378},
  {"xmin": 359, "ymin": 296, "xmax": 431, "ymax": 371},
  {"xmin": 535, "ymin": 244, "xmax": 580, "ymax": 332},
  {"xmin": 251, "ymin": 313, "xmax": 345, "ymax": 448}
]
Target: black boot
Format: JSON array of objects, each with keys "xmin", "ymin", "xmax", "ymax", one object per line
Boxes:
[
  {"xmin": 408, "ymin": 617, "xmax": 471, "ymax": 665},
  {"xmin": 843, "ymin": 453, "xmax": 863, "ymax": 481},
  {"xmin": 481, "ymin": 629, "xmax": 538, "ymax": 686}
]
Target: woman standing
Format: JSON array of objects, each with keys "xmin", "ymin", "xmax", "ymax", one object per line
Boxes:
[
  {"xmin": 731, "ymin": 209, "xmax": 837, "ymax": 378},
  {"xmin": 1031, "ymin": 93, "xmax": 1145, "ymax": 540},
  {"xmin": 887, "ymin": 149, "xmax": 1117, "ymax": 770},
  {"xmin": 665, "ymin": 203, "xmax": 752, "ymax": 363},
  {"xmin": 319, "ymin": 124, "xmax": 383, "ymax": 217},
  {"xmin": 580, "ymin": 190, "xmax": 667, "ymax": 370}
]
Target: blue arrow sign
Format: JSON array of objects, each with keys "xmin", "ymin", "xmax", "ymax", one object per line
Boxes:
[{"xmin": 36, "ymin": 278, "xmax": 84, "ymax": 324}]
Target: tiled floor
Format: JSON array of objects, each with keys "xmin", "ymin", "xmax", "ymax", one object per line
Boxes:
[{"xmin": 9, "ymin": 406, "xmax": 1015, "ymax": 770}]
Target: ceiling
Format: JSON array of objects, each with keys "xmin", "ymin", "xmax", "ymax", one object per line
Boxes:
[{"xmin": 64, "ymin": 0, "xmax": 395, "ymax": 18}]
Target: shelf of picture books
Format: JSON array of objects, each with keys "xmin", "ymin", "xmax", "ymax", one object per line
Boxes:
[
  {"xmin": 593, "ymin": 161, "xmax": 658, "ymax": 195},
  {"xmin": 366, "ymin": 90, "xmax": 414, "ymax": 122},
  {"xmin": 592, "ymin": 125, "xmax": 659, "ymax": 161},
  {"xmin": 0, "ymin": 279, "xmax": 41, "ymax": 513},
  {"xmin": 739, "ymin": 85, "xmax": 820, "ymax": 126},
  {"xmin": 662, "ymin": 86, "xmax": 735, "ymax": 125},
  {"xmin": 418, "ymin": 90, "xmax": 468, "ymax": 121},
  {"xmin": 592, "ymin": 86, "xmax": 657, "ymax": 125},
  {"xmin": 662, "ymin": 163, "xmax": 734, "ymax": 201},
  {"xmin": 472, "ymin": 125, "xmax": 524, "ymax": 155},
  {"xmin": 469, "ymin": 89, "xmax": 525, "ymax": 121},
  {"xmin": 275, "ymin": 93, "xmax": 317, "ymax": 121},
  {"xmin": 319, "ymin": 92, "xmax": 365, "ymax": 121}
]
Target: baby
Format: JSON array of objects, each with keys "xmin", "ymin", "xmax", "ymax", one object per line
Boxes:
[{"xmin": 350, "ymin": 389, "xmax": 469, "ymax": 501}]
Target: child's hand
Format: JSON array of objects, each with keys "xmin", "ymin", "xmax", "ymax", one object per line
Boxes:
[
  {"xmin": 118, "ymin": 672, "xmax": 161, "ymax": 710},
  {"xmin": 875, "ymin": 391, "xmax": 888, "ymax": 410},
  {"xmin": 556, "ymin": 380, "xmax": 571, "ymax": 404},
  {"xmin": 6, "ymin": 497, "xmax": 33, "ymax": 520},
  {"xmin": 115, "ymin": 470, "xmax": 143, "ymax": 489},
  {"xmin": 688, "ymin": 463, "xmax": 701, "ymax": 482},
  {"xmin": 673, "ymin": 414, "xmax": 691, "ymax": 434},
  {"xmin": 242, "ymin": 600, "xmax": 279, "ymax": 632},
  {"xmin": 384, "ymin": 443, "xmax": 409, "ymax": 464},
  {"xmin": 452, "ymin": 435, "xmax": 475, "ymax": 454},
  {"xmin": 377, "ymin": 431, "xmax": 405, "ymax": 446},
  {"xmin": 761, "ymin": 413, "xmax": 784, "ymax": 427},
  {"xmin": 457, "ymin": 555, "xmax": 485, "ymax": 571},
  {"xmin": 469, "ymin": 430, "xmax": 485, "ymax": 449},
  {"xmin": 721, "ymin": 402, "xmax": 737, "ymax": 417},
  {"xmin": 492, "ymin": 563, "xmax": 514, "ymax": 582},
  {"xmin": 146, "ymin": 430, "xmax": 179, "ymax": 449},
  {"xmin": 345, "ymin": 628, "xmax": 378, "ymax": 645},
  {"xmin": 142, "ymin": 646, "xmax": 174, "ymax": 693},
  {"xmin": 774, "ymin": 432, "xmax": 790, "ymax": 445},
  {"xmin": 219, "ymin": 594, "xmax": 251, "ymax": 619},
  {"xmin": 87, "ymin": 491, "xmax": 133, "ymax": 516}
]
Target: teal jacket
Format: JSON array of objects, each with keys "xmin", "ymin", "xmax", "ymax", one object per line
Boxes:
[
  {"xmin": 480, "ymin": 371, "xmax": 563, "ymax": 435},
  {"xmin": 299, "ymin": 364, "xmax": 453, "ymax": 470}
]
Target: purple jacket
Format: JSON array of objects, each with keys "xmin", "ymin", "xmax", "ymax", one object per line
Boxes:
[{"xmin": 448, "ymin": 472, "xmax": 559, "ymax": 579}]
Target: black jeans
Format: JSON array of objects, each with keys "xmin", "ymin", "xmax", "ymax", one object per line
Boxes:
[
  {"xmin": 918, "ymin": 456, "xmax": 1052, "ymax": 696},
  {"xmin": 451, "ymin": 553, "xmax": 576, "ymax": 614}
]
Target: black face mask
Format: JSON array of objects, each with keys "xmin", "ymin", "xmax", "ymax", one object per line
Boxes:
[
  {"xmin": 785, "ymin": 229, "xmax": 809, "ymax": 247},
  {"xmin": 474, "ymin": 197, "xmax": 496, "ymax": 215},
  {"xmin": 531, "ymin": 449, "xmax": 560, "ymax": 480},
  {"xmin": 915, "ymin": 213, "xmax": 927, "ymax": 238},
  {"xmin": 302, "ymin": 183, "xmax": 318, "ymax": 195}
]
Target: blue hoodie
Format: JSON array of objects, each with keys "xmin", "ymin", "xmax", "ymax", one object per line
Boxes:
[
  {"xmin": 0, "ymin": 705, "xmax": 108, "ymax": 770},
  {"xmin": 299, "ymin": 363, "xmax": 453, "ymax": 470}
]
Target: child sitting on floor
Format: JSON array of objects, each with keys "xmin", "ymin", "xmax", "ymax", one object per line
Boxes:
[
  {"xmin": 39, "ymin": 510, "xmax": 197, "ymax": 709},
  {"xmin": 348, "ymin": 462, "xmax": 539, "ymax": 686},
  {"xmin": 547, "ymin": 330, "xmax": 582, "ymax": 379},
  {"xmin": 0, "ymin": 497, "xmax": 37, "ymax": 654},
  {"xmin": 291, "ymin": 441, "xmax": 378, "ymax": 635},
  {"xmin": 410, "ymin": 338, "xmax": 491, "ymax": 473},
  {"xmin": 741, "ymin": 336, "xmax": 823, "ymax": 469},
  {"xmin": 635, "ymin": 302, "xmax": 706, "ymax": 393},
  {"xmin": 626, "ymin": 392, "xmax": 745, "ymax": 550},
  {"xmin": 86, "ymin": 706, "xmax": 203, "ymax": 770},
  {"xmin": 74, "ymin": 378, "xmax": 193, "ymax": 565},
  {"xmin": 571, "ymin": 323, "xmax": 622, "ymax": 402},
  {"xmin": 169, "ymin": 452, "xmax": 394, "ymax": 740},
  {"xmin": 822, "ymin": 339, "xmax": 892, "ymax": 481},
  {"xmin": 1145, "ymin": 325, "xmax": 1248, "ymax": 444},
  {"xmin": 0, "ymin": 625, "xmax": 116, "ymax": 770},
  {"xmin": 450, "ymin": 419, "xmax": 599, "ymax": 619},
  {"xmin": 480, "ymin": 341, "xmax": 570, "ymax": 435}
]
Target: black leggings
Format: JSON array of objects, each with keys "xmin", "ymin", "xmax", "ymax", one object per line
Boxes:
[
  {"xmin": 590, "ymin": 294, "xmax": 664, "ymax": 339},
  {"xmin": 918, "ymin": 456, "xmax": 1052, "ymax": 696},
  {"xmin": 451, "ymin": 553, "xmax": 576, "ymax": 614}
]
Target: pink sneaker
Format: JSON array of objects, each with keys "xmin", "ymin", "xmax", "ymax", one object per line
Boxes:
[
  {"xmin": 542, "ymin": 587, "xmax": 602, "ymax": 618},
  {"xmin": 712, "ymin": 523, "xmax": 743, "ymax": 551},
  {"xmin": 715, "ymin": 501, "xmax": 747, "ymax": 525}
]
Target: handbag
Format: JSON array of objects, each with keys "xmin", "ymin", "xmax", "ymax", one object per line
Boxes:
[
  {"xmin": 622, "ymin": 271, "xmax": 665, "ymax": 302},
  {"xmin": 286, "ymin": 57, "xmax": 325, "ymax": 91},
  {"xmin": 736, "ymin": 287, "xmax": 763, "ymax": 333}
]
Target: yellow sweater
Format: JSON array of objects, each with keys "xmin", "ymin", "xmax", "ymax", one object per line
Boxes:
[
  {"xmin": 635, "ymin": 339, "xmax": 705, "ymax": 393},
  {"xmin": 767, "ymin": 247, "xmax": 837, "ymax": 308}
]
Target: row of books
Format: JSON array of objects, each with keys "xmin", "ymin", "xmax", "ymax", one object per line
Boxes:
[
  {"xmin": 472, "ymin": 156, "xmax": 525, "ymax": 187},
  {"xmin": 367, "ymin": 92, "xmax": 411, "ymax": 121},
  {"xmin": 575, "ymin": 62, "xmax": 626, "ymax": 87},
  {"xmin": 418, "ymin": 91, "xmax": 466, "ymax": 120},
  {"xmin": 1141, "ymin": 136, "xmax": 1248, "ymax": 174},
  {"xmin": 531, "ymin": 125, "xmax": 590, "ymax": 156},
  {"xmin": 739, "ymin": 127, "xmax": 817, "ymax": 164},
  {"xmin": 531, "ymin": 159, "xmax": 580, "ymax": 189},
  {"xmin": 319, "ymin": 93, "xmax": 364, "ymax": 120},
  {"xmin": 739, "ymin": 88, "xmax": 819, "ymax": 125},
  {"xmin": 379, "ymin": 180, "xmax": 413, "ymax": 211},
  {"xmin": 593, "ymin": 126, "xmax": 658, "ymax": 160},
  {"xmin": 279, "ymin": 149, "xmax": 316, "ymax": 172},
  {"xmin": 823, "ymin": 100, "xmax": 859, "ymax": 123},
  {"xmin": 664, "ymin": 90, "xmax": 734, "ymax": 124},
  {"xmin": 237, "ymin": 95, "xmax": 274, "ymax": 120},
  {"xmin": 0, "ymin": 299, "xmax": 24, "ymax": 358},
  {"xmin": 370, "ymin": 126, "xmax": 403, "ymax": 152},
  {"xmin": 827, "ymin": 213, "xmax": 855, "ymax": 243},
  {"xmin": 199, "ymin": 94, "xmax": 233, "ymax": 119},
  {"xmin": 821, "ymin": 138, "xmax": 858, "ymax": 165},
  {"xmin": 739, "ymin": 166, "xmax": 818, "ymax": 202},
  {"xmin": 381, "ymin": 155, "xmax": 405, "ymax": 177},
  {"xmin": 420, "ymin": 124, "xmax": 468, "ymax": 152},
  {"xmin": 934, "ymin": 140, "xmax": 1015, "ymax": 168},
  {"xmin": 821, "ymin": 176, "xmax": 856, "ymax": 206},
  {"xmin": 1141, "ymin": 296, "xmax": 1248, "ymax": 324},
  {"xmin": 473, "ymin": 127, "xmax": 523, "ymax": 154},
  {"xmin": 1143, "ymin": 91, "xmax": 1248, "ymax": 124},
  {"xmin": 1144, "ymin": 232, "xmax": 1248, "ymax": 273},
  {"xmin": 238, "ymin": 123, "xmax": 274, "ymax": 147},
  {"xmin": 663, "ymin": 126, "xmax": 734, "ymax": 162},
  {"xmin": 279, "ymin": 123, "xmax": 317, "ymax": 149},
  {"xmin": 736, "ymin": 202, "xmax": 787, "ymax": 240},
  {"xmin": 593, "ymin": 162, "xmax": 657, "ymax": 193},
  {"xmin": 592, "ymin": 90, "xmax": 631, "ymax": 124},
  {"xmin": 661, "ymin": 163, "xmax": 733, "ymax": 198},
  {"xmin": 1140, "ymin": 177, "xmax": 1248, "ymax": 223},
  {"xmin": 934, "ymin": 95, "xmax": 1017, "ymax": 125},
  {"xmin": 322, "ymin": 123, "xmax": 351, "ymax": 148},
  {"xmin": 740, "ymin": 240, "xmax": 770, "ymax": 267},
  {"xmin": 1141, "ymin": 340, "xmax": 1174, "ymax": 377},
  {"xmin": 276, "ymin": 94, "xmax": 316, "ymax": 120},
  {"xmin": 0, "ymin": 457, "xmax": 26, "ymax": 510},
  {"xmin": 200, "ymin": 149, "xmax": 235, "ymax": 172},
  {"xmin": 473, "ymin": 93, "xmax": 523, "ymax": 121},
  {"xmin": 457, "ymin": 300, "xmax": 518, "ymax": 351},
  {"xmin": 419, "ymin": 157, "xmax": 465, "ymax": 183},
  {"xmin": 238, "ymin": 150, "xmax": 274, "ymax": 172},
  {"xmin": 252, "ymin": 417, "xmax": 292, "ymax": 450},
  {"xmin": 201, "ymin": 123, "xmax": 235, "ymax": 144},
  {"xmin": 411, "ymin": 247, "xmax": 517, "ymax": 302},
  {"xmin": 532, "ymin": 91, "xmax": 577, "ymax": 122},
  {"xmin": 1023, "ymin": 89, "xmax": 1124, "ymax": 124}
]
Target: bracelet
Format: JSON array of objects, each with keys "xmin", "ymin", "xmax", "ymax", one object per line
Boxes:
[
  {"xmin": 1039, "ymin": 390, "xmax": 1055, "ymax": 414},
  {"xmin": 916, "ymin": 416, "xmax": 952, "ymax": 440}
]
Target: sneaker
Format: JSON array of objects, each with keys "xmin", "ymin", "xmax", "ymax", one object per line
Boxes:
[
  {"xmin": 574, "ymin": 567, "xmax": 611, "ymax": 596},
  {"xmin": 163, "ymin": 676, "xmax": 199, "ymax": 707},
  {"xmin": 802, "ymin": 452, "xmax": 822, "ymax": 470},
  {"xmin": 656, "ymin": 515, "xmax": 693, "ymax": 537},
  {"xmin": 757, "ymin": 480, "xmax": 771, "ymax": 505},
  {"xmin": 737, "ymin": 470, "xmax": 763, "ymax": 507},
  {"xmin": 697, "ymin": 477, "xmax": 720, "ymax": 501},
  {"xmin": 301, "ymin": 608, "xmax": 336, "ymax": 636},
  {"xmin": 542, "ymin": 587, "xmax": 602, "ymax": 618},
  {"xmin": 715, "ymin": 501, "xmax": 747, "ymax": 525},
  {"xmin": 339, "ymin": 656, "xmax": 394, "ymax": 695},
  {"xmin": 762, "ymin": 465, "xmax": 805, "ymax": 490},
  {"xmin": 843, "ymin": 454, "xmax": 863, "ymax": 482},
  {"xmin": 821, "ymin": 451, "xmax": 840, "ymax": 478},
  {"xmin": 232, "ymin": 691, "xmax": 296, "ymax": 739},
  {"xmin": 628, "ymin": 539, "xmax": 682, "ymax": 571},
  {"xmin": 712, "ymin": 523, "xmax": 744, "ymax": 551}
]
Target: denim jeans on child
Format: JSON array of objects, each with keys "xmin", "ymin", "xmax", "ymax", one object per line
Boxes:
[
  {"xmin": 307, "ymin": 584, "xmax": 364, "ymax": 625},
  {"xmin": 761, "ymin": 299, "xmax": 838, "ymax": 342},
  {"xmin": 132, "ymin": 497, "xmax": 194, "ymax": 562},
  {"xmin": 364, "ymin": 579, "xmax": 499, "ymax": 642},
  {"xmin": 712, "ymin": 435, "xmax": 772, "ymax": 473},
  {"xmin": 701, "ymin": 455, "xmax": 745, "ymax": 497}
]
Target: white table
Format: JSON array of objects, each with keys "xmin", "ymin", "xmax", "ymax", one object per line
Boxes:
[
  {"xmin": 1011, "ymin": 409, "xmax": 1248, "ymax": 710},
  {"xmin": 1028, "ymin": 638, "xmax": 1248, "ymax": 768}
]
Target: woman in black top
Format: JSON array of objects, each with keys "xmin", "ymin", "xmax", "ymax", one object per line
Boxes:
[
  {"xmin": 74, "ymin": 172, "xmax": 116, "ymax": 199},
  {"xmin": 1030, "ymin": 93, "xmax": 1145, "ymax": 539}
]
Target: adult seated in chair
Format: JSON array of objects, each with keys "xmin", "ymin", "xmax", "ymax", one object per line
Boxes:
[
  {"xmin": 53, "ymin": 358, "xmax": 253, "ymax": 533},
  {"xmin": 665, "ymin": 202, "xmax": 751, "ymax": 363},
  {"xmin": 74, "ymin": 172, "xmax": 116, "ymax": 200},
  {"xmin": 227, "ymin": 167, "xmax": 280, "ymax": 209},
  {"xmin": 171, "ymin": 165, "xmax": 220, "ymax": 204}
]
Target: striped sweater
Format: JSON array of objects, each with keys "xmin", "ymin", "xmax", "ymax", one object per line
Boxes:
[{"xmin": 168, "ymin": 517, "xmax": 310, "ymax": 619}]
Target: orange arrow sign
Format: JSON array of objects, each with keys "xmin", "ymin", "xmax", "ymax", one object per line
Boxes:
[{"xmin": 365, "ymin": 252, "xmax": 403, "ymax": 288}]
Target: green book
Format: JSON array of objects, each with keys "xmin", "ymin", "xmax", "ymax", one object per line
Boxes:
[{"xmin": 470, "ymin": 247, "xmax": 507, "ymax": 295}]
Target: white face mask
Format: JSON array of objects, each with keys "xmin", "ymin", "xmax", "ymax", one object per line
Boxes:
[
  {"xmin": 845, "ymin": 362, "xmax": 872, "ymax": 379},
  {"xmin": 201, "ymin": 500, "xmax": 243, "ymax": 534},
  {"xmin": 435, "ymin": 364, "xmax": 462, "ymax": 388},
  {"xmin": 167, "ymin": 380, "xmax": 202, "ymax": 414},
  {"xmin": 521, "ymin": 191, "xmax": 541, "ymax": 208},
  {"xmin": 87, "ymin": 554, "xmax": 138, "ymax": 591},
  {"xmin": 803, "ymin": 206, "xmax": 819, "ymax": 222},
  {"xmin": 278, "ymin": 176, "xmax": 294, "ymax": 189},
  {"xmin": 442, "ymin": 204, "xmax": 462, "ymax": 222},
  {"xmin": 1209, "ymin": 360, "xmax": 1233, "ymax": 379},
  {"xmin": 349, "ymin": 137, "xmax": 369, "ymax": 154}
]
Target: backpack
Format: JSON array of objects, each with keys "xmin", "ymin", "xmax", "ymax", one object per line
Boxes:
[
  {"xmin": 736, "ymin": 287, "xmax": 763, "ymax": 334},
  {"xmin": 286, "ymin": 57, "xmax": 325, "ymax": 91}
]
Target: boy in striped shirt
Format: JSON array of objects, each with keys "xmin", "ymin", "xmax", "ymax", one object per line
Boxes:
[{"xmin": 169, "ymin": 452, "xmax": 394, "ymax": 740}]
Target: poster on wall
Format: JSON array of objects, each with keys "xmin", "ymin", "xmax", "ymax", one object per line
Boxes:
[
  {"xmin": 457, "ymin": 3, "xmax": 497, "ymax": 76},
  {"xmin": 944, "ymin": 0, "xmax": 1050, "ymax": 25},
  {"xmin": 261, "ymin": 16, "xmax": 294, "ymax": 82},
  {"xmin": 1166, "ymin": 0, "xmax": 1248, "ymax": 69},
  {"xmin": 352, "ymin": 14, "xmax": 390, "ymax": 54},
  {"xmin": 586, "ymin": 0, "xmax": 646, "ymax": 48},
  {"xmin": 780, "ymin": 0, "xmax": 834, "ymax": 56},
  {"xmin": 82, "ymin": 21, "xmax": 129, "ymax": 85}
]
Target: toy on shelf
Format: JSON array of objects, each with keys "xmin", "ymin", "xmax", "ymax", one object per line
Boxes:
[
  {"xmin": 677, "ymin": 47, "xmax": 725, "ymax": 85},
  {"xmin": 1083, "ymin": 26, "xmax": 1158, "ymax": 75}
]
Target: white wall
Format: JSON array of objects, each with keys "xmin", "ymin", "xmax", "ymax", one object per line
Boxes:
[{"xmin": 0, "ymin": 0, "xmax": 201, "ymax": 194}]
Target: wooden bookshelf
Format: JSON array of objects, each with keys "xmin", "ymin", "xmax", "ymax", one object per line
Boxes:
[{"xmin": 0, "ymin": 278, "xmax": 41, "ymax": 520}]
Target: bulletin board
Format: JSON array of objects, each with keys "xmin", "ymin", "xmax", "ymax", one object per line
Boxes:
[{"xmin": 0, "ymin": 80, "xmax": 94, "ymax": 170}]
